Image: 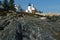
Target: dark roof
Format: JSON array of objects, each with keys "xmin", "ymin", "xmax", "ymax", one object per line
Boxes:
[{"xmin": 28, "ymin": 3, "xmax": 31, "ymax": 6}]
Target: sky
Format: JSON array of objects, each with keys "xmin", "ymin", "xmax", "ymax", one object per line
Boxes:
[{"xmin": 1, "ymin": 0, "xmax": 60, "ymax": 13}]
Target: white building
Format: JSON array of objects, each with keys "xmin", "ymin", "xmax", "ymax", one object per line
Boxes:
[{"xmin": 15, "ymin": 5, "xmax": 19, "ymax": 11}]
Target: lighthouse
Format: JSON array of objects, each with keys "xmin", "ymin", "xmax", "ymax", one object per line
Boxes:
[{"xmin": 26, "ymin": 3, "xmax": 35, "ymax": 14}]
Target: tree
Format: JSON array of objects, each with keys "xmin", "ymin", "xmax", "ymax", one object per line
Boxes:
[
  {"xmin": 35, "ymin": 9, "xmax": 43, "ymax": 13},
  {"xmin": 9, "ymin": 0, "xmax": 16, "ymax": 11},
  {"xmin": 3, "ymin": 0, "xmax": 9, "ymax": 11},
  {"xmin": 0, "ymin": 1, "xmax": 2, "ymax": 5},
  {"xmin": 19, "ymin": 5, "xmax": 24, "ymax": 12},
  {"xmin": 38, "ymin": 11, "xmax": 43, "ymax": 13}
]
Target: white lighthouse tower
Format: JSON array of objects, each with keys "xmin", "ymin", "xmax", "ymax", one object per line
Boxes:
[{"xmin": 28, "ymin": 3, "xmax": 32, "ymax": 13}]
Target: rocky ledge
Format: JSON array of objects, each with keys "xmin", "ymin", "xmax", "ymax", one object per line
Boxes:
[{"xmin": 0, "ymin": 15, "xmax": 60, "ymax": 40}]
